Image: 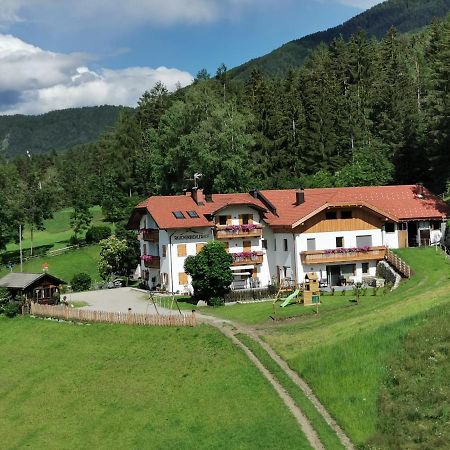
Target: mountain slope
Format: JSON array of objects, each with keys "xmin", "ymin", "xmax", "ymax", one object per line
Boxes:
[
  {"xmin": 230, "ymin": 0, "xmax": 450, "ymax": 80},
  {"xmin": 0, "ymin": 105, "xmax": 132, "ymax": 157}
]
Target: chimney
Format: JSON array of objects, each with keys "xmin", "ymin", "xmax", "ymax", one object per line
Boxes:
[
  {"xmin": 295, "ymin": 190, "xmax": 305, "ymax": 206},
  {"xmin": 191, "ymin": 188, "xmax": 205, "ymax": 205},
  {"xmin": 416, "ymin": 183, "xmax": 424, "ymax": 199}
]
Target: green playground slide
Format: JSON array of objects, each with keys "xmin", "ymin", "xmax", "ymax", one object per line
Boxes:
[{"xmin": 280, "ymin": 289, "xmax": 300, "ymax": 307}]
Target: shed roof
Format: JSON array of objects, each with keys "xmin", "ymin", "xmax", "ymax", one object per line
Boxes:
[{"xmin": 0, "ymin": 273, "xmax": 66, "ymax": 289}]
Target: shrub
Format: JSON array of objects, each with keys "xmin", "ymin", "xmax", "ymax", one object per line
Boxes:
[
  {"xmin": 0, "ymin": 287, "xmax": 12, "ymax": 313},
  {"xmin": 71, "ymin": 272, "xmax": 92, "ymax": 292},
  {"xmin": 85, "ymin": 225, "xmax": 112, "ymax": 244},
  {"xmin": 3, "ymin": 302, "xmax": 20, "ymax": 317}
]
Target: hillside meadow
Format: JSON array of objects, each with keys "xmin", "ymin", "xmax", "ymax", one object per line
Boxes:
[{"xmin": 0, "ymin": 319, "xmax": 311, "ymax": 450}]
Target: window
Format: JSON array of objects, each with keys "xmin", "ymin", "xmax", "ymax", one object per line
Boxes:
[
  {"xmin": 385, "ymin": 222, "xmax": 395, "ymax": 233},
  {"xmin": 187, "ymin": 210, "xmax": 199, "ymax": 218},
  {"xmin": 336, "ymin": 236, "xmax": 344, "ymax": 248},
  {"xmin": 162, "ymin": 245, "xmax": 167, "ymax": 258},
  {"xmin": 219, "ymin": 216, "xmax": 231, "ymax": 225},
  {"xmin": 307, "ymin": 238, "xmax": 316, "ymax": 251},
  {"xmin": 177, "ymin": 244, "xmax": 187, "ymax": 257},
  {"xmin": 240, "ymin": 214, "xmax": 253, "ymax": 225},
  {"xmin": 173, "ymin": 211, "xmax": 185, "ymax": 219},
  {"xmin": 262, "ymin": 239, "xmax": 268, "ymax": 250},
  {"xmin": 196, "ymin": 243, "xmax": 204, "ymax": 254},
  {"xmin": 356, "ymin": 235, "xmax": 373, "ymax": 247},
  {"xmin": 341, "ymin": 210, "xmax": 352, "ymax": 219},
  {"xmin": 362, "ymin": 263, "xmax": 369, "ymax": 274},
  {"xmin": 399, "ymin": 222, "xmax": 407, "ymax": 231},
  {"xmin": 326, "ymin": 211, "xmax": 337, "ymax": 220},
  {"xmin": 283, "ymin": 239, "xmax": 288, "ymax": 251},
  {"xmin": 179, "ymin": 272, "xmax": 188, "ymax": 285},
  {"xmin": 274, "ymin": 239, "xmax": 277, "ymax": 251}
]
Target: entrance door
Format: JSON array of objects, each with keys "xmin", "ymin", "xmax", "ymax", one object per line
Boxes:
[
  {"xmin": 419, "ymin": 229, "xmax": 431, "ymax": 246},
  {"xmin": 327, "ymin": 265, "xmax": 341, "ymax": 286},
  {"xmin": 408, "ymin": 221, "xmax": 418, "ymax": 247}
]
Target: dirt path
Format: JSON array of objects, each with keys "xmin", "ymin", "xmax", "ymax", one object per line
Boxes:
[
  {"xmin": 219, "ymin": 323, "xmax": 324, "ymax": 450},
  {"xmin": 199, "ymin": 314, "xmax": 354, "ymax": 450}
]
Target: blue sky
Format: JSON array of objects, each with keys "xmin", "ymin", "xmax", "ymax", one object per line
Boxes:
[{"xmin": 0, "ymin": 0, "xmax": 382, "ymax": 114}]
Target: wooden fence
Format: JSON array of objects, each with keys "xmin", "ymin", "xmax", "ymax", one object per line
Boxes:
[
  {"xmin": 385, "ymin": 248, "xmax": 411, "ymax": 278},
  {"xmin": 30, "ymin": 303, "xmax": 197, "ymax": 327}
]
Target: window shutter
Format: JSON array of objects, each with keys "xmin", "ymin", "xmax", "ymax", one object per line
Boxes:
[
  {"xmin": 179, "ymin": 272, "xmax": 188, "ymax": 285},
  {"xmin": 223, "ymin": 241, "xmax": 229, "ymax": 252},
  {"xmin": 162, "ymin": 245, "xmax": 167, "ymax": 257},
  {"xmin": 249, "ymin": 214, "xmax": 254, "ymax": 224},
  {"xmin": 177, "ymin": 244, "xmax": 187, "ymax": 257},
  {"xmin": 227, "ymin": 215, "xmax": 232, "ymax": 225},
  {"xmin": 196, "ymin": 243, "xmax": 204, "ymax": 254},
  {"xmin": 239, "ymin": 215, "xmax": 243, "ymax": 225},
  {"xmin": 243, "ymin": 240, "xmax": 251, "ymax": 252}
]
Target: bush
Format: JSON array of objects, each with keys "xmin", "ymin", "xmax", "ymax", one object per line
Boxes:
[
  {"xmin": 71, "ymin": 272, "xmax": 92, "ymax": 292},
  {"xmin": 85, "ymin": 225, "xmax": 112, "ymax": 244},
  {"xmin": 3, "ymin": 302, "xmax": 20, "ymax": 317}
]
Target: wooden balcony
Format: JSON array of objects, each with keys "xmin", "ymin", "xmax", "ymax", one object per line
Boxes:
[
  {"xmin": 215, "ymin": 225, "xmax": 263, "ymax": 240},
  {"xmin": 142, "ymin": 256, "xmax": 160, "ymax": 269},
  {"xmin": 141, "ymin": 229, "xmax": 159, "ymax": 242},
  {"xmin": 300, "ymin": 246, "xmax": 386, "ymax": 265},
  {"xmin": 230, "ymin": 251, "xmax": 264, "ymax": 266}
]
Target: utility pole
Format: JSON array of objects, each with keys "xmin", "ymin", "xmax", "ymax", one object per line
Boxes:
[{"xmin": 19, "ymin": 224, "xmax": 23, "ymax": 272}]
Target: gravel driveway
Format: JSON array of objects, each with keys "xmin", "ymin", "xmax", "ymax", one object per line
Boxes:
[{"xmin": 67, "ymin": 287, "xmax": 175, "ymax": 316}]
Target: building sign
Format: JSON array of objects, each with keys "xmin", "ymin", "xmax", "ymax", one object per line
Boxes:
[{"xmin": 173, "ymin": 233, "xmax": 210, "ymax": 241}]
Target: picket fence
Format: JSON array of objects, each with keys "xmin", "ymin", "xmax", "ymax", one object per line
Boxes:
[{"xmin": 30, "ymin": 303, "xmax": 197, "ymax": 327}]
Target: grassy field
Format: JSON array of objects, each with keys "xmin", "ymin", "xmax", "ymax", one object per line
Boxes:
[
  {"xmin": 202, "ymin": 290, "xmax": 384, "ymax": 326},
  {"xmin": 260, "ymin": 248, "xmax": 450, "ymax": 445},
  {"xmin": 5, "ymin": 206, "xmax": 109, "ymax": 253},
  {"xmin": 0, "ymin": 245, "xmax": 101, "ymax": 283},
  {"xmin": 0, "ymin": 318, "xmax": 311, "ymax": 450}
]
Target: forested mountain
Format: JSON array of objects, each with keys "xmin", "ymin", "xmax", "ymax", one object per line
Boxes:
[
  {"xmin": 0, "ymin": 105, "xmax": 131, "ymax": 157},
  {"xmin": 2, "ymin": 13, "xmax": 450, "ymax": 250},
  {"xmin": 230, "ymin": 0, "xmax": 450, "ymax": 80}
]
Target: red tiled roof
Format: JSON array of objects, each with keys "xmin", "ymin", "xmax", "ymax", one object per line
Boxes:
[
  {"xmin": 261, "ymin": 185, "xmax": 449, "ymax": 227},
  {"xmin": 129, "ymin": 185, "xmax": 449, "ymax": 230},
  {"xmin": 133, "ymin": 192, "xmax": 270, "ymax": 229}
]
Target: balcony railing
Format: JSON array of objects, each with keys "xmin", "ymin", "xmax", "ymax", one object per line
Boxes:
[
  {"xmin": 300, "ymin": 246, "xmax": 387, "ymax": 265},
  {"xmin": 215, "ymin": 224, "xmax": 263, "ymax": 239},
  {"xmin": 230, "ymin": 251, "xmax": 264, "ymax": 266},
  {"xmin": 141, "ymin": 255, "xmax": 160, "ymax": 269},
  {"xmin": 141, "ymin": 229, "xmax": 159, "ymax": 242}
]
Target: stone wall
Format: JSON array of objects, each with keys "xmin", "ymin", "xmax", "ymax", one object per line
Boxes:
[{"xmin": 376, "ymin": 260, "xmax": 402, "ymax": 289}]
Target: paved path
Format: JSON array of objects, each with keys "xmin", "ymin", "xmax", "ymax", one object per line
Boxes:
[{"xmin": 68, "ymin": 287, "xmax": 175, "ymax": 316}]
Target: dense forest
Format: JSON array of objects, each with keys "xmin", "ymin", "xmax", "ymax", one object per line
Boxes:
[
  {"xmin": 2, "ymin": 14, "xmax": 450, "ymax": 249},
  {"xmin": 230, "ymin": 0, "xmax": 450, "ymax": 80},
  {"xmin": 0, "ymin": 105, "xmax": 129, "ymax": 157}
]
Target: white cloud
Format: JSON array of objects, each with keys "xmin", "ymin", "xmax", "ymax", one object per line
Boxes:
[
  {"xmin": 332, "ymin": 0, "xmax": 384, "ymax": 9},
  {"xmin": 0, "ymin": 0, "xmax": 259, "ymax": 28},
  {"xmin": 0, "ymin": 34, "xmax": 193, "ymax": 114}
]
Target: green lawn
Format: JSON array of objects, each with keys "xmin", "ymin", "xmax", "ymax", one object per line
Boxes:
[
  {"xmin": 260, "ymin": 248, "xmax": 450, "ymax": 445},
  {"xmin": 202, "ymin": 290, "xmax": 384, "ymax": 326},
  {"xmin": 4, "ymin": 205, "xmax": 110, "ymax": 254},
  {"xmin": 0, "ymin": 318, "xmax": 311, "ymax": 450},
  {"xmin": 0, "ymin": 245, "xmax": 101, "ymax": 283}
]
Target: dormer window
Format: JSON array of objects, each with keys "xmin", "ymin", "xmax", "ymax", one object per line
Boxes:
[{"xmin": 173, "ymin": 211, "xmax": 185, "ymax": 219}]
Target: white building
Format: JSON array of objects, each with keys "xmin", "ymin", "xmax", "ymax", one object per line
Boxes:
[{"xmin": 127, "ymin": 184, "xmax": 448, "ymax": 293}]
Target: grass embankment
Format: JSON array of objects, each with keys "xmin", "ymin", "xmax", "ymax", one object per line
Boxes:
[
  {"xmin": 261, "ymin": 248, "xmax": 450, "ymax": 445},
  {"xmin": 236, "ymin": 333, "xmax": 344, "ymax": 450},
  {"xmin": 369, "ymin": 304, "xmax": 450, "ymax": 449},
  {"xmin": 5, "ymin": 206, "xmax": 108, "ymax": 253},
  {"xmin": 0, "ymin": 318, "xmax": 311, "ymax": 450},
  {"xmin": 0, "ymin": 206, "xmax": 112, "ymax": 281},
  {"xmin": 0, "ymin": 245, "xmax": 101, "ymax": 282}
]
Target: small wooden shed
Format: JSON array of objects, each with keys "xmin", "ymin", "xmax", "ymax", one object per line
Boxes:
[{"xmin": 0, "ymin": 272, "xmax": 66, "ymax": 304}]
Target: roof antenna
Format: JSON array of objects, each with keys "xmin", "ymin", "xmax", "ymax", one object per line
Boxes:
[{"xmin": 186, "ymin": 172, "xmax": 203, "ymax": 189}]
